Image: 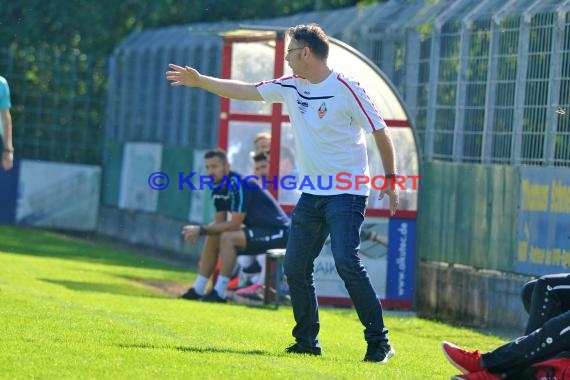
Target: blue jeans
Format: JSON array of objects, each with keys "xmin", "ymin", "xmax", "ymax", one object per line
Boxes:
[{"xmin": 283, "ymin": 193, "xmax": 388, "ymax": 348}]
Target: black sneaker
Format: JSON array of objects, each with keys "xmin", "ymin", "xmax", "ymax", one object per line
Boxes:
[
  {"xmin": 285, "ymin": 343, "xmax": 322, "ymax": 356},
  {"xmin": 242, "ymin": 261, "xmax": 262, "ymax": 274},
  {"xmin": 364, "ymin": 341, "xmax": 395, "ymax": 363},
  {"xmin": 202, "ymin": 289, "xmax": 227, "ymax": 303},
  {"xmin": 180, "ymin": 287, "xmax": 203, "ymax": 300}
]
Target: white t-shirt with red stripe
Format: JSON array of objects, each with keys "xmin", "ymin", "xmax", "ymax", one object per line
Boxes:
[{"xmin": 256, "ymin": 71, "xmax": 387, "ymax": 196}]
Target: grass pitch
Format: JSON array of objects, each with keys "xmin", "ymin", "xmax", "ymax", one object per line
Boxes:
[{"xmin": 0, "ymin": 225, "xmax": 507, "ymax": 379}]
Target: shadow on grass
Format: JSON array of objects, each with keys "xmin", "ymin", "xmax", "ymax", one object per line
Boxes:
[
  {"xmin": 41, "ymin": 278, "xmax": 169, "ymax": 299},
  {"xmin": 118, "ymin": 343, "xmax": 270, "ymax": 356},
  {"xmin": 0, "ymin": 225, "xmax": 189, "ymax": 273}
]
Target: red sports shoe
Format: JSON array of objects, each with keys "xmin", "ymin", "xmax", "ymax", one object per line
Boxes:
[
  {"xmin": 452, "ymin": 369, "xmax": 501, "ymax": 380},
  {"xmin": 442, "ymin": 341, "xmax": 484, "ymax": 374},
  {"xmin": 235, "ymin": 283, "xmax": 264, "ymax": 302},
  {"xmin": 227, "ymin": 276, "xmax": 241, "ymax": 291}
]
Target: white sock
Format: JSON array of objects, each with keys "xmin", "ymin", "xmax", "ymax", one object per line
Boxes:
[
  {"xmin": 193, "ymin": 274, "xmax": 209, "ymax": 296},
  {"xmin": 214, "ymin": 275, "xmax": 230, "ymax": 299},
  {"xmin": 237, "ymin": 255, "xmax": 254, "ymax": 268},
  {"xmin": 256, "ymin": 254, "xmax": 265, "ymax": 267}
]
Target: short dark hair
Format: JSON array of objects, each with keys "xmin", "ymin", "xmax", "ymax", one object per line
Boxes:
[
  {"xmin": 288, "ymin": 24, "xmax": 329, "ymax": 60},
  {"xmin": 204, "ymin": 148, "xmax": 228, "ymax": 164},
  {"xmin": 253, "ymin": 152, "xmax": 269, "ymax": 163}
]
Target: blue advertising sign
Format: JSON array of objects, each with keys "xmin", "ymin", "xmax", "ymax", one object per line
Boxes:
[
  {"xmin": 312, "ymin": 216, "xmax": 416, "ymax": 309},
  {"xmin": 386, "ymin": 218, "xmax": 416, "ymax": 303},
  {"xmin": 515, "ymin": 167, "xmax": 570, "ymax": 275}
]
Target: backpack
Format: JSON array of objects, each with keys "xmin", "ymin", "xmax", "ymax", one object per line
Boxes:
[{"xmin": 522, "ymin": 354, "xmax": 570, "ymax": 380}]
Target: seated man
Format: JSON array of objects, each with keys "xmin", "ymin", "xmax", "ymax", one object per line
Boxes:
[
  {"xmin": 520, "ymin": 273, "xmax": 570, "ymax": 335},
  {"xmin": 180, "ymin": 148, "xmax": 290, "ymax": 303},
  {"xmin": 442, "ymin": 273, "xmax": 570, "ymax": 380}
]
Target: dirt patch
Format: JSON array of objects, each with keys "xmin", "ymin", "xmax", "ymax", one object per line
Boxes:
[{"xmin": 137, "ymin": 279, "xmax": 191, "ymax": 297}]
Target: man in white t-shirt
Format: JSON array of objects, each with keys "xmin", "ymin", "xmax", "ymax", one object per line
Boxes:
[{"xmin": 166, "ymin": 23, "xmax": 399, "ymax": 363}]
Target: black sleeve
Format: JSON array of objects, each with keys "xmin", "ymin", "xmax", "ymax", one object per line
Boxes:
[{"xmin": 212, "ymin": 188, "xmax": 229, "ymax": 212}]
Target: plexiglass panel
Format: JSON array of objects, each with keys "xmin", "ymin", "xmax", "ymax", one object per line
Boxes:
[
  {"xmin": 226, "ymin": 34, "xmax": 418, "ymax": 211},
  {"xmin": 230, "ymin": 42, "xmax": 274, "ymax": 114},
  {"xmin": 278, "ymin": 123, "xmax": 301, "ymax": 205},
  {"xmin": 280, "ymin": 39, "xmax": 406, "ymax": 120},
  {"xmin": 227, "ymin": 121, "xmax": 271, "ymax": 175},
  {"xmin": 366, "ymin": 128, "xmax": 419, "ymax": 211},
  {"xmin": 328, "ymin": 43, "xmax": 407, "ymax": 121}
]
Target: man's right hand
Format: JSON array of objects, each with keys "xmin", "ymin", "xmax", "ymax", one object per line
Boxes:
[
  {"xmin": 181, "ymin": 225, "xmax": 201, "ymax": 245},
  {"xmin": 166, "ymin": 64, "xmax": 201, "ymax": 87}
]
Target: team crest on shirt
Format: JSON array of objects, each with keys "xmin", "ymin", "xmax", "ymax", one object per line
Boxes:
[{"xmin": 318, "ymin": 102, "xmax": 327, "ymax": 119}]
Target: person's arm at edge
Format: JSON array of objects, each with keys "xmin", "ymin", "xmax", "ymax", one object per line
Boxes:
[{"xmin": 1, "ymin": 108, "xmax": 13, "ymax": 170}]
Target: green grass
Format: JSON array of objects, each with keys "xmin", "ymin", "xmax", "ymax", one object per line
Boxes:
[{"xmin": 0, "ymin": 225, "xmax": 507, "ymax": 379}]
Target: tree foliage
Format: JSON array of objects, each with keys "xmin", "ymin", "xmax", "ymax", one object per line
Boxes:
[{"xmin": 2, "ymin": 0, "xmax": 376, "ymax": 56}]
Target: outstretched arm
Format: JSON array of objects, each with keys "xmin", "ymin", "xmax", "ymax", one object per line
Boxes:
[{"xmin": 166, "ymin": 64, "xmax": 263, "ymax": 101}]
